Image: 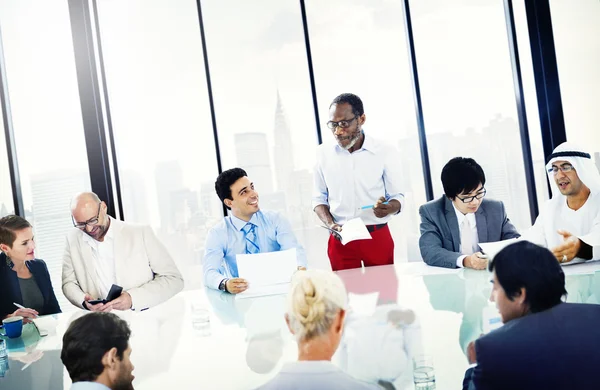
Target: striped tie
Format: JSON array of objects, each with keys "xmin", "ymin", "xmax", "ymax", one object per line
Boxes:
[{"xmin": 243, "ymin": 223, "xmax": 260, "ymax": 254}]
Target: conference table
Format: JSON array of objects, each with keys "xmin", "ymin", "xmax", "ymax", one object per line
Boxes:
[{"xmin": 1, "ymin": 261, "xmax": 599, "ymax": 390}]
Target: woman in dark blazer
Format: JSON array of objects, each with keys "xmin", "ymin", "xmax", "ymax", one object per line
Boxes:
[{"xmin": 0, "ymin": 215, "xmax": 61, "ymax": 321}]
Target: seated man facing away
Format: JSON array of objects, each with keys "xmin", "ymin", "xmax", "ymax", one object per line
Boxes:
[
  {"xmin": 62, "ymin": 192, "xmax": 183, "ymax": 311},
  {"xmin": 463, "ymin": 241, "xmax": 600, "ymax": 390},
  {"xmin": 203, "ymin": 168, "xmax": 307, "ymax": 294},
  {"xmin": 61, "ymin": 312, "xmax": 135, "ymax": 390},
  {"xmin": 419, "ymin": 157, "xmax": 519, "ymax": 269},
  {"xmin": 522, "ymin": 142, "xmax": 600, "ymax": 263},
  {"xmin": 255, "ymin": 270, "xmax": 379, "ymax": 390}
]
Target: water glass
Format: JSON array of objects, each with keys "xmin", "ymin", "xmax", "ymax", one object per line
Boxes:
[
  {"xmin": 0, "ymin": 339, "xmax": 8, "ymax": 377},
  {"xmin": 413, "ymin": 355, "xmax": 436, "ymax": 389},
  {"xmin": 190, "ymin": 304, "xmax": 211, "ymax": 337}
]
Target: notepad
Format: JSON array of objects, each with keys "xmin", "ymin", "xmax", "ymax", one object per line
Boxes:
[
  {"xmin": 320, "ymin": 217, "xmax": 372, "ymax": 245},
  {"xmin": 32, "ymin": 314, "xmax": 59, "ymax": 337},
  {"xmin": 236, "ymin": 248, "xmax": 297, "ymax": 299}
]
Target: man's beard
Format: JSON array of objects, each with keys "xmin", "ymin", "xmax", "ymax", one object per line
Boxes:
[
  {"xmin": 85, "ymin": 220, "xmax": 109, "ymax": 240},
  {"xmin": 340, "ymin": 130, "xmax": 363, "ymax": 150},
  {"xmin": 112, "ymin": 369, "xmax": 134, "ymax": 390}
]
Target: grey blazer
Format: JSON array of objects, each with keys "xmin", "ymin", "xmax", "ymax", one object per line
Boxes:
[{"xmin": 419, "ymin": 196, "xmax": 520, "ymax": 268}]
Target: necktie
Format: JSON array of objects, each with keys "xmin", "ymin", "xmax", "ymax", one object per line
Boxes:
[
  {"xmin": 243, "ymin": 223, "xmax": 260, "ymax": 254},
  {"xmin": 460, "ymin": 217, "xmax": 474, "ymax": 255}
]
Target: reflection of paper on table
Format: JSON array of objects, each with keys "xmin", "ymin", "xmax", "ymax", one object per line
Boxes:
[
  {"xmin": 479, "ymin": 238, "xmax": 519, "ymax": 259},
  {"xmin": 348, "ymin": 292, "xmax": 379, "ymax": 317},
  {"xmin": 236, "ymin": 248, "xmax": 297, "ymax": 299}
]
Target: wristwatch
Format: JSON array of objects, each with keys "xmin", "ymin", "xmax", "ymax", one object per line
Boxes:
[{"xmin": 218, "ymin": 278, "xmax": 229, "ymax": 292}]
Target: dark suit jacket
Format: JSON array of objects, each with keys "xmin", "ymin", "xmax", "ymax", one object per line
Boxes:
[
  {"xmin": 0, "ymin": 252, "xmax": 61, "ymax": 319},
  {"xmin": 463, "ymin": 302, "xmax": 600, "ymax": 390},
  {"xmin": 419, "ymin": 196, "xmax": 520, "ymax": 268}
]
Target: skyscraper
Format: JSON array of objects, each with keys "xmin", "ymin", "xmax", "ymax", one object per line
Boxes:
[
  {"xmin": 235, "ymin": 132, "xmax": 274, "ymax": 194},
  {"xmin": 273, "ymin": 91, "xmax": 294, "ymax": 193},
  {"xmin": 31, "ymin": 170, "xmax": 90, "ymax": 311}
]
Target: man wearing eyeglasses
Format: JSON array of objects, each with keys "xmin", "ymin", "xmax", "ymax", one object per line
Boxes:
[
  {"xmin": 521, "ymin": 142, "xmax": 600, "ymax": 264},
  {"xmin": 62, "ymin": 192, "xmax": 183, "ymax": 311},
  {"xmin": 312, "ymin": 93, "xmax": 404, "ymax": 271},
  {"xmin": 419, "ymin": 157, "xmax": 520, "ymax": 269}
]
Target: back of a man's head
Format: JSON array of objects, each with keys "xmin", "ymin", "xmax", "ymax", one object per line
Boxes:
[
  {"xmin": 490, "ymin": 241, "xmax": 567, "ymax": 314},
  {"xmin": 61, "ymin": 312, "xmax": 132, "ymax": 384}
]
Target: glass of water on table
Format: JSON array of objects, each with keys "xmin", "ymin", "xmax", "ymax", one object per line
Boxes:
[{"xmin": 413, "ymin": 355, "xmax": 436, "ymax": 389}]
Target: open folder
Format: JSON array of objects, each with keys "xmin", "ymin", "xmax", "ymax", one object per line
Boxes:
[
  {"xmin": 236, "ymin": 248, "xmax": 298, "ymax": 299},
  {"xmin": 320, "ymin": 217, "xmax": 372, "ymax": 245}
]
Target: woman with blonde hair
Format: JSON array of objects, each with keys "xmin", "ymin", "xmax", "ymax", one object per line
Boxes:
[{"xmin": 255, "ymin": 269, "xmax": 379, "ymax": 389}]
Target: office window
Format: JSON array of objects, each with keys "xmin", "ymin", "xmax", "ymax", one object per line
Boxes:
[
  {"xmin": 305, "ymin": 0, "xmax": 427, "ymax": 261},
  {"xmin": 0, "ymin": 0, "xmax": 91, "ymax": 311},
  {"xmin": 0, "ymin": 95, "xmax": 14, "ymax": 216},
  {"xmin": 202, "ymin": 1, "xmax": 321, "ymax": 266},
  {"xmin": 550, "ymin": 0, "xmax": 600, "ymax": 170},
  {"xmin": 411, "ymin": 0, "xmax": 533, "ymax": 230},
  {"xmin": 96, "ymin": 0, "xmax": 221, "ymax": 288}
]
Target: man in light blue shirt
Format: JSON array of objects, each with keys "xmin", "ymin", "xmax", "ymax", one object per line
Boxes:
[
  {"xmin": 313, "ymin": 93, "xmax": 404, "ymax": 271},
  {"xmin": 204, "ymin": 168, "xmax": 307, "ymax": 294},
  {"xmin": 61, "ymin": 312, "xmax": 135, "ymax": 390}
]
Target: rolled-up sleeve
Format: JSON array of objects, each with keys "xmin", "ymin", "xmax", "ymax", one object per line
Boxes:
[
  {"xmin": 203, "ymin": 228, "xmax": 228, "ymax": 290},
  {"xmin": 382, "ymin": 145, "xmax": 405, "ymax": 213},
  {"xmin": 312, "ymin": 149, "xmax": 329, "ymax": 210},
  {"xmin": 274, "ymin": 213, "xmax": 308, "ymax": 268}
]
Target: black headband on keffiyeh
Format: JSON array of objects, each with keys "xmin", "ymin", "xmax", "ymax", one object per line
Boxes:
[{"xmin": 546, "ymin": 151, "xmax": 591, "ymax": 163}]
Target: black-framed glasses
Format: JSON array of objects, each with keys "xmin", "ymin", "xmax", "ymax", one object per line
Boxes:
[
  {"xmin": 72, "ymin": 203, "xmax": 102, "ymax": 229},
  {"xmin": 326, "ymin": 116, "xmax": 358, "ymax": 130},
  {"xmin": 547, "ymin": 163, "xmax": 574, "ymax": 175},
  {"xmin": 457, "ymin": 188, "xmax": 486, "ymax": 203}
]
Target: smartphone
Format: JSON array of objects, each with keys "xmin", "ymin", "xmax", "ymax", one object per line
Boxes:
[{"xmin": 87, "ymin": 284, "xmax": 123, "ymax": 305}]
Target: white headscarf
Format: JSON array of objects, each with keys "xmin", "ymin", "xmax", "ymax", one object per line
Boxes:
[{"xmin": 545, "ymin": 142, "xmax": 600, "ymax": 200}]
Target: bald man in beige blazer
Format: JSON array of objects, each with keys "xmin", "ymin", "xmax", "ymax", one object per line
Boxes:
[{"xmin": 62, "ymin": 192, "xmax": 183, "ymax": 311}]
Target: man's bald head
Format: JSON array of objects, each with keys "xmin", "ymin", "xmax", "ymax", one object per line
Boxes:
[{"xmin": 70, "ymin": 192, "xmax": 110, "ymax": 241}]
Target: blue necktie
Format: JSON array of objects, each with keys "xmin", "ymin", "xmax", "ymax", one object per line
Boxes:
[{"xmin": 243, "ymin": 223, "xmax": 260, "ymax": 254}]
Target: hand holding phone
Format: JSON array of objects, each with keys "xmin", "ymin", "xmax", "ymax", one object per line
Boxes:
[{"xmin": 86, "ymin": 285, "xmax": 123, "ymax": 305}]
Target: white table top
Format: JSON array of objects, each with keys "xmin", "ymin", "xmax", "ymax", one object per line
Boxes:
[{"xmin": 1, "ymin": 261, "xmax": 599, "ymax": 389}]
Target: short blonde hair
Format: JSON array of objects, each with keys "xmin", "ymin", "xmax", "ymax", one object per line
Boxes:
[{"xmin": 286, "ymin": 270, "xmax": 347, "ymax": 341}]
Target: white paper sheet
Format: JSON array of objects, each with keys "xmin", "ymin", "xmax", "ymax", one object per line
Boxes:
[
  {"xmin": 236, "ymin": 248, "xmax": 297, "ymax": 299},
  {"xmin": 31, "ymin": 314, "xmax": 59, "ymax": 337},
  {"xmin": 348, "ymin": 292, "xmax": 379, "ymax": 317},
  {"xmin": 320, "ymin": 218, "xmax": 372, "ymax": 246},
  {"xmin": 479, "ymin": 238, "xmax": 520, "ymax": 259}
]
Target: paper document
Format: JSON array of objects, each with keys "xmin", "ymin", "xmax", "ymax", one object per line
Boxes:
[
  {"xmin": 320, "ymin": 218, "xmax": 372, "ymax": 245},
  {"xmin": 479, "ymin": 238, "xmax": 519, "ymax": 259},
  {"xmin": 32, "ymin": 314, "xmax": 59, "ymax": 337},
  {"xmin": 348, "ymin": 292, "xmax": 379, "ymax": 317},
  {"xmin": 236, "ymin": 248, "xmax": 297, "ymax": 299}
]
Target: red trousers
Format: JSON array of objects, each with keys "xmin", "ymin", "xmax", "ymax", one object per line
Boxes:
[{"xmin": 327, "ymin": 224, "xmax": 394, "ymax": 271}]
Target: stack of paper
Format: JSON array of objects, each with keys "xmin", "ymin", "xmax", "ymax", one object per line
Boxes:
[{"xmin": 236, "ymin": 248, "xmax": 297, "ymax": 299}]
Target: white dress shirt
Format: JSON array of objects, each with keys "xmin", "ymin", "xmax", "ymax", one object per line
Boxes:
[
  {"xmin": 312, "ymin": 133, "xmax": 404, "ymax": 226},
  {"xmin": 81, "ymin": 219, "xmax": 116, "ymax": 298},
  {"xmin": 453, "ymin": 204, "xmax": 479, "ymax": 268}
]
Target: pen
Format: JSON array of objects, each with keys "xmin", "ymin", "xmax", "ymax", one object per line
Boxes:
[
  {"xmin": 359, "ymin": 201, "xmax": 389, "ymax": 210},
  {"xmin": 13, "ymin": 302, "xmax": 38, "ymax": 317}
]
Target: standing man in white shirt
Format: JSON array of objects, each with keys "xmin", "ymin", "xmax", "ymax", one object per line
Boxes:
[
  {"xmin": 312, "ymin": 93, "xmax": 404, "ymax": 271},
  {"xmin": 62, "ymin": 192, "xmax": 183, "ymax": 311}
]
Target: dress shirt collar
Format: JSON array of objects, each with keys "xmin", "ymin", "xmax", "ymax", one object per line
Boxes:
[
  {"xmin": 70, "ymin": 382, "xmax": 111, "ymax": 390},
  {"xmin": 452, "ymin": 202, "xmax": 477, "ymax": 227},
  {"xmin": 229, "ymin": 212, "xmax": 260, "ymax": 231},
  {"xmin": 279, "ymin": 360, "xmax": 340, "ymax": 374},
  {"xmin": 80, "ymin": 216, "xmax": 115, "ymax": 247},
  {"xmin": 334, "ymin": 131, "xmax": 376, "ymax": 154}
]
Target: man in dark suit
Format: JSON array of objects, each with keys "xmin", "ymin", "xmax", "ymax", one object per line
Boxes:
[
  {"xmin": 419, "ymin": 157, "xmax": 520, "ymax": 269},
  {"xmin": 463, "ymin": 241, "xmax": 600, "ymax": 390}
]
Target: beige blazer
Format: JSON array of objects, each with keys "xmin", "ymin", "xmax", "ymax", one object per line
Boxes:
[{"xmin": 62, "ymin": 218, "xmax": 183, "ymax": 310}]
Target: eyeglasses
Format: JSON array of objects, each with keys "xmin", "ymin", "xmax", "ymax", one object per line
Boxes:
[
  {"xmin": 547, "ymin": 164, "xmax": 574, "ymax": 175},
  {"xmin": 326, "ymin": 116, "xmax": 358, "ymax": 130},
  {"xmin": 457, "ymin": 188, "xmax": 486, "ymax": 203},
  {"xmin": 72, "ymin": 203, "xmax": 102, "ymax": 229}
]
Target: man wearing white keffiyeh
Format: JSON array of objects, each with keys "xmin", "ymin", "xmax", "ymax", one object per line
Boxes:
[{"xmin": 522, "ymin": 142, "xmax": 600, "ymax": 264}]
